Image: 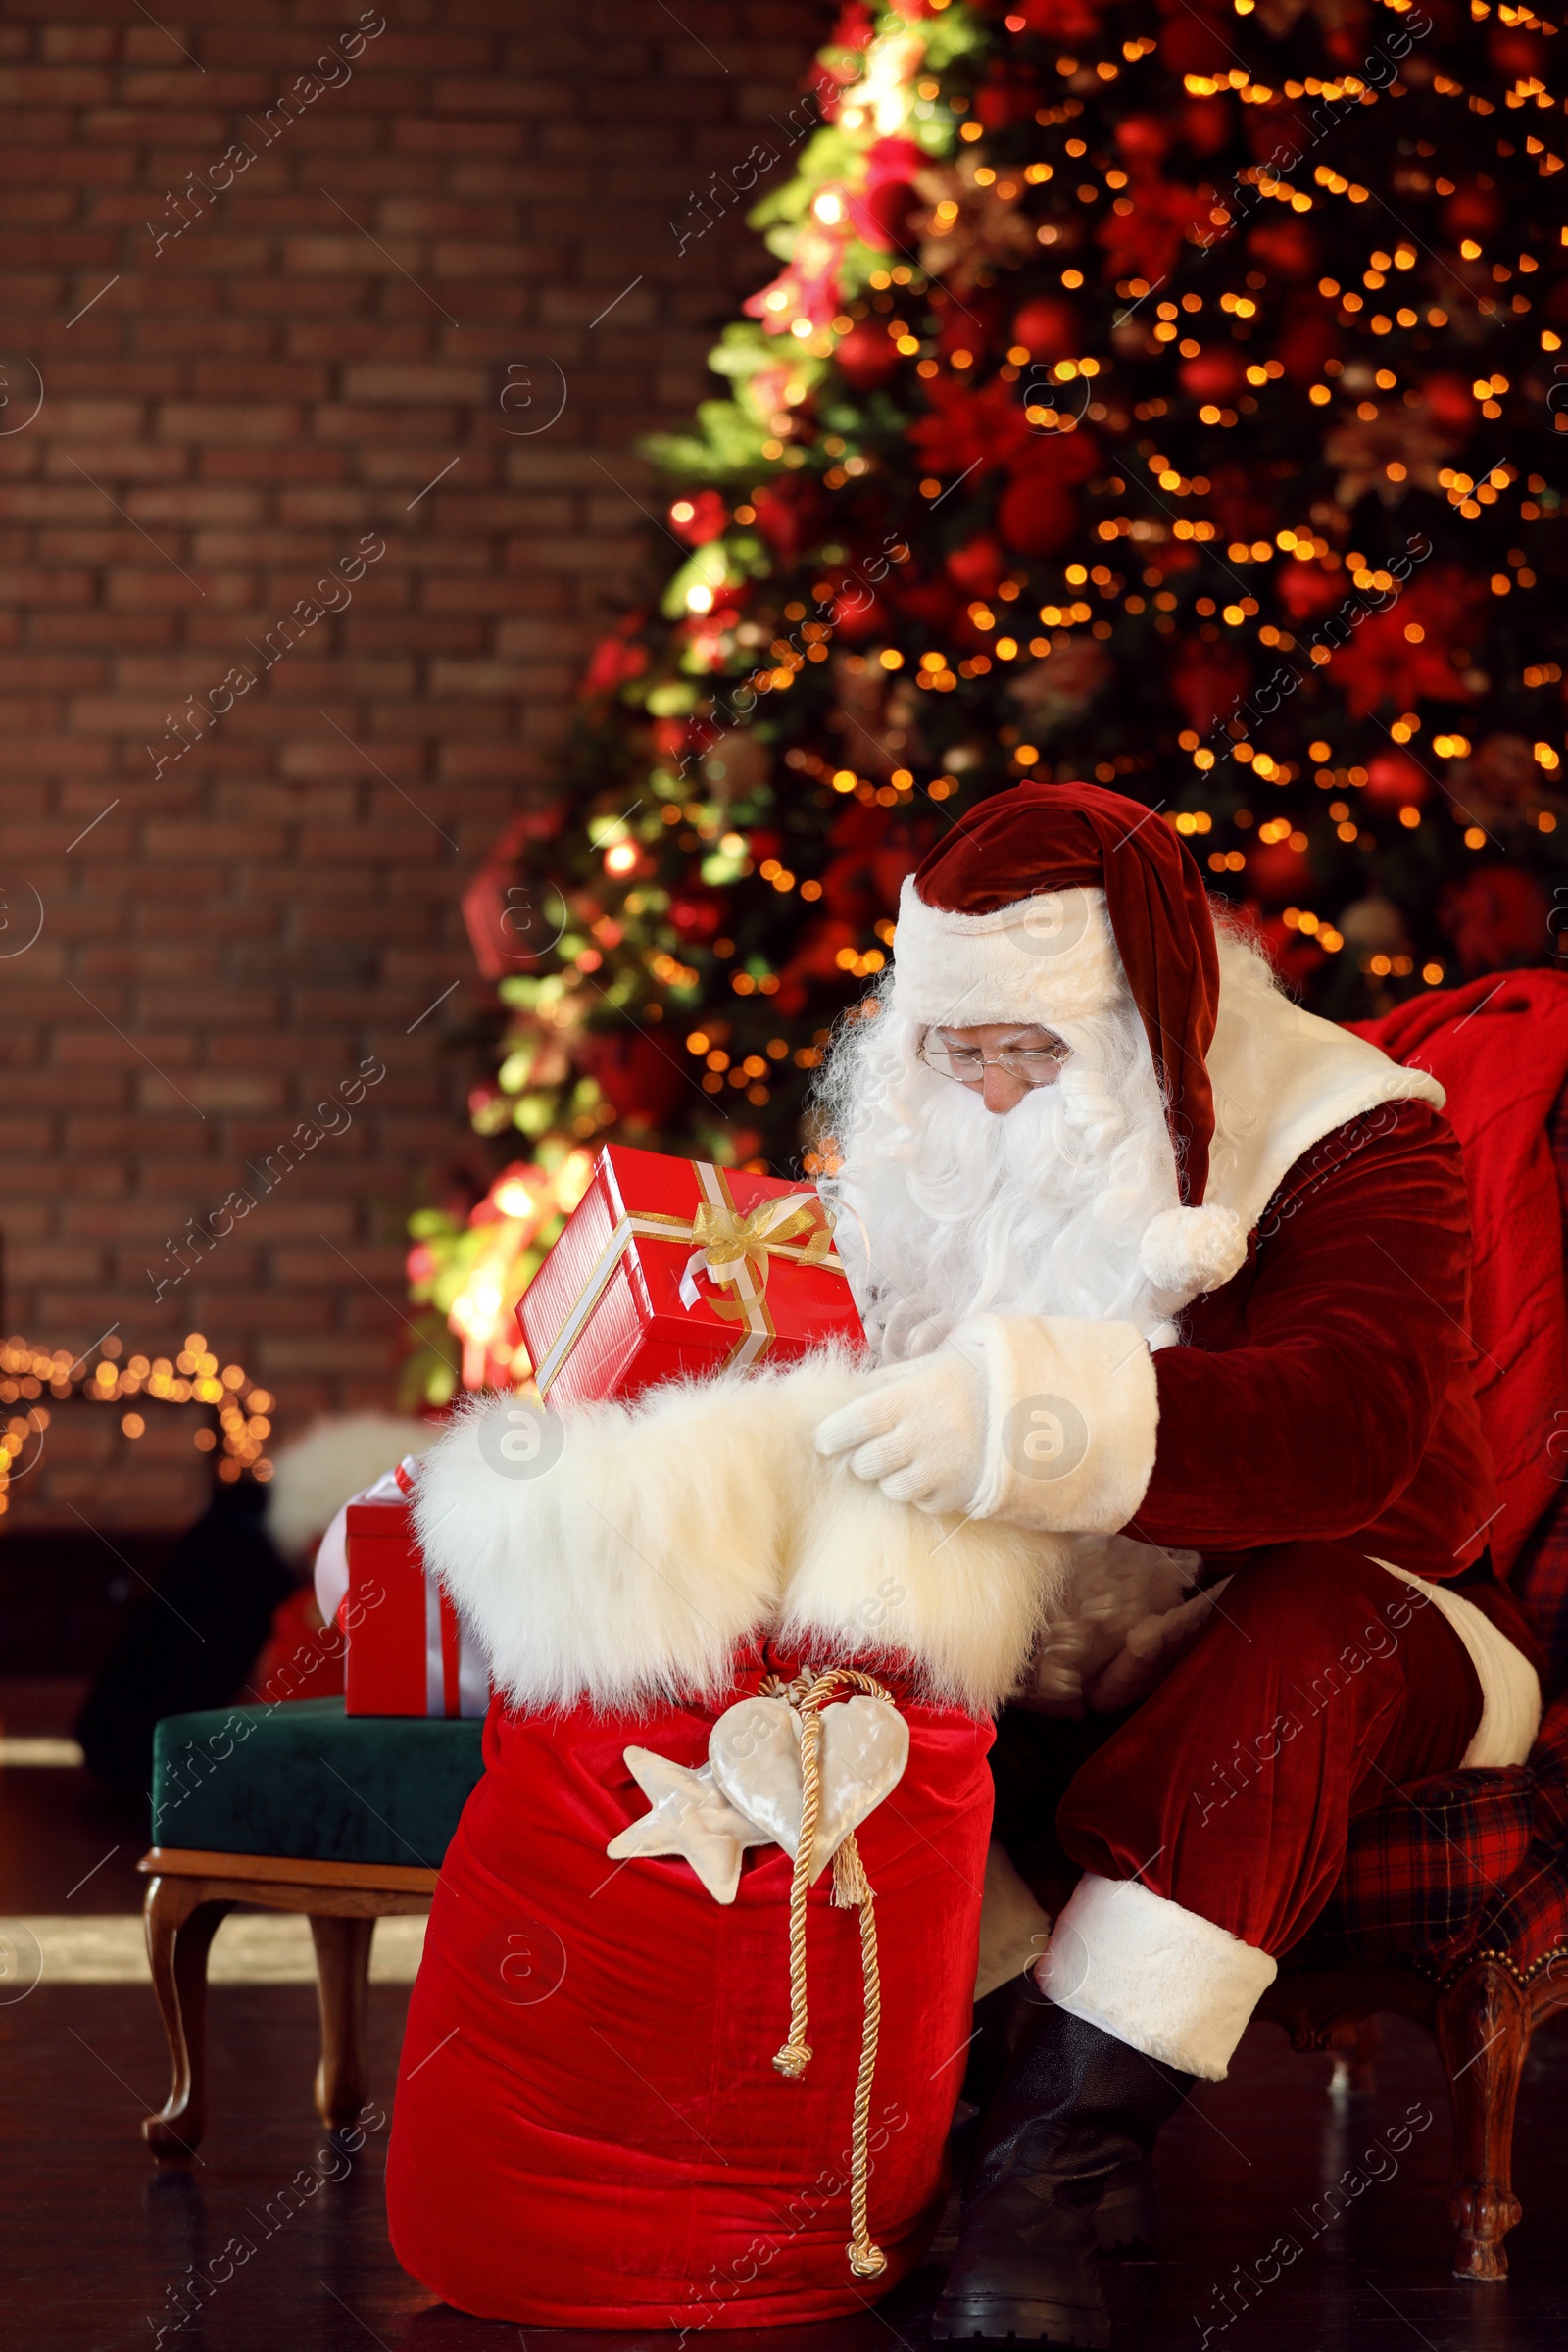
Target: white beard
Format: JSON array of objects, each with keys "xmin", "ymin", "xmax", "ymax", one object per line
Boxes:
[{"xmin": 814, "ymin": 983, "xmax": 1187, "ymax": 1363}]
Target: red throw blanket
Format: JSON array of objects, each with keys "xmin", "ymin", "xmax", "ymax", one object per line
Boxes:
[{"xmin": 1352, "ymin": 970, "xmax": 1568, "ymax": 1578}]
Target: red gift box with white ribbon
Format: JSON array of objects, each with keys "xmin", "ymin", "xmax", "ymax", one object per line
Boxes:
[
  {"xmin": 515, "ymin": 1144, "xmax": 863, "ymax": 1408},
  {"xmin": 317, "ymin": 1458, "xmax": 490, "ymax": 1719}
]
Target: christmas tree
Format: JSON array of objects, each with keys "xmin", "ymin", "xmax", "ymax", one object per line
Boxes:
[{"xmin": 408, "ymin": 0, "xmax": 1567, "ymax": 1397}]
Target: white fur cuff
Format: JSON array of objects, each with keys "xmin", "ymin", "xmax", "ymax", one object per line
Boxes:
[
  {"xmin": 1036, "ymin": 1872, "xmax": 1277, "ymax": 2081},
  {"xmin": 952, "ymin": 1312, "xmax": 1159, "ymax": 1534}
]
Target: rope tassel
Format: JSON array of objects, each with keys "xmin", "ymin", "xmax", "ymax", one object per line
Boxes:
[
  {"xmin": 831, "ymin": 1833, "xmax": 873, "ymax": 1909},
  {"xmin": 769, "ymin": 1666, "xmax": 894, "ymax": 2282}
]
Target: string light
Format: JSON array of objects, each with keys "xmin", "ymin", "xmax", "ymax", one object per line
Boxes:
[{"xmin": 0, "ymin": 1331, "xmax": 274, "ymax": 1515}]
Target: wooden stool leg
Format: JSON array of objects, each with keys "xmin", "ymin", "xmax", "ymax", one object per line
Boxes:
[
  {"xmin": 1328, "ymin": 2013, "xmax": 1380, "ymax": 2098},
  {"xmin": 309, "ymin": 1914, "xmax": 375, "ymax": 2129},
  {"xmin": 142, "ymin": 1875, "xmax": 231, "ymax": 2160},
  {"xmin": 1435, "ymin": 1956, "xmax": 1529, "ymax": 2281}
]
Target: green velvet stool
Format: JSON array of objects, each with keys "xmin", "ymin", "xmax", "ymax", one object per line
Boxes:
[{"xmin": 138, "ymin": 1697, "xmax": 485, "ymax": 2158}]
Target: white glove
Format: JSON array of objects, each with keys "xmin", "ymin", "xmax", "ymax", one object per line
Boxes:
[
  {"xmin": 812, "ymin": 1346, "xmax": 988, "ymax": 1517},
  {"xmin": 1083, "ymin": 1579, "xmax": 1230, "ymax": 1712},
  {"xmin": 1015, "ymin": 1535, "xmax": 1201, "ymax": 1717}
]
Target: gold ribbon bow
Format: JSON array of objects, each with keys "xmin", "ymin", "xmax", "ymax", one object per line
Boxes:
[{"xmin": 678, "ymin": 1194, "xmax": 837, "ymax": 1317}]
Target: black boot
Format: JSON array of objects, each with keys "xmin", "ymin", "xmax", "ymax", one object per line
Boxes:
[
  {"xmin": 1089, "ymin": 2156, "xmax": 1160, "ymax": 2254},
  {"xmin": 932, "ymin": 2003, "xmax": 1193, "ymax": 2347},
  {"xmin": 957, "ymin": 1981, "xmax": 1161, "ymax": 2256}
]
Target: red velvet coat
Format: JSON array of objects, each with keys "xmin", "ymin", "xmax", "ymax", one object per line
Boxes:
[{"xmin": 1131, "ymin": 1098, "xmax": 1538, "ymax": 1662}]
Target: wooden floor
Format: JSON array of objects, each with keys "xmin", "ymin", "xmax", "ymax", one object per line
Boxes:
[{"xmin": 5, "ymin": 1698, "xmax": 1567, "ymax": 2351}]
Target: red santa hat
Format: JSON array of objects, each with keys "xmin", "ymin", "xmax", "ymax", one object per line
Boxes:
[{"xmin": 893, "ymin": 780, "xmax": 1247, "ymax": 1299}]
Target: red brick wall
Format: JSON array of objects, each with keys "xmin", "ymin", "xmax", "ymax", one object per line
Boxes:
[{"xmin": 0, "ymin": 1, "xmax": 821, "ymax": 1524}]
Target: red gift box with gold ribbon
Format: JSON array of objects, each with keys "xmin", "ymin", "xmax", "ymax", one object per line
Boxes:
[{"xmin": 516, "ymin": 1145, "xmax": 863, "ymax": 1408}]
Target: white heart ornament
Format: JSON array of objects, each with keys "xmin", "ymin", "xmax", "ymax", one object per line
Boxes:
[{"xmin": 709, "ymin": 1695, "xmax": 909, "ymax": 1882}]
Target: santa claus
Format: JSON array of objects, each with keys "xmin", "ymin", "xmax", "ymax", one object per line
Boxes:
[
  {"xmin": 400, "ymin": 777, "xmax": 1544, "ymax": 2342},
  {"xmin": 808, "ymin": 777, "xmax": 1544, "ymax": 2345}
]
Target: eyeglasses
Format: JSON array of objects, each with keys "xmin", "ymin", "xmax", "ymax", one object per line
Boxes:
[{"xmin": 918, "ymin": 1035, "xmax": 1070, "ymax": 1088}]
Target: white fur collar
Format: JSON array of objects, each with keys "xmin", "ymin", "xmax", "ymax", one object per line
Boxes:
[
  {"xmin": 1202, "ymin": 981, "xmax": 1445, "ymax": 1238},
  {"xmin": 1126, "ymin": 977, "xmax": 1446, "ymax": 1312}
]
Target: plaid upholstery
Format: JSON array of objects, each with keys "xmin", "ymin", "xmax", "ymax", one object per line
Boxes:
[
  {"xmin": 1288, "ymin": 1698, "xmax": 1568, "ymax": 1981},
  {"xmin": 1287, "ymin": 1079, "xmax": 1568, "ymax": 1988}
]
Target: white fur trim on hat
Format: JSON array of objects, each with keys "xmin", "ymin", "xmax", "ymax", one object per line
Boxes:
[
  {"xmin": 1037, "ymin": 1872, "xmax": 1277, "ymax": 2080},
  {"xmin": 1137, "ymin": 1203, "xmax": 1248, "ymax": 1298},
  {"xmin": 892, "ymin": 878, "xmax": 1127, "ymax": 1029}
]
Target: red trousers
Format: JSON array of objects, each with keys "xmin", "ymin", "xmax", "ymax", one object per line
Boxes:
[{"xmin": 993, "ymin": 1544, "xmax": 1484, "ymax": 1955}]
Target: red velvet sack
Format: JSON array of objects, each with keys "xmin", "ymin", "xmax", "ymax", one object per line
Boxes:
[{"xmin": 385, "ymin": 1646, "xmax": 994, "ymax": 2329}]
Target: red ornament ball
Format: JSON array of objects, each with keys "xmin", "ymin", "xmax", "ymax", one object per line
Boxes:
[
  {"xmin": 579, "ymin": 1030, "xmax": 687, "ymax": 1126},
  {"xmin": 1276, "ymin": 561, "xmax": 1342, "ymax": 624},
  {"xmin": 1114, "ymin": 114, "xmax": 1170, "ymax": 168},
  {"xmin": 1010, "ymin": 298, "xmax": 1079, "ymax": 364},
  {"xmin": 1181, "ymin": 97, "xmax": 1233, "ymax": 156},
  {"xmin": 945, "ymin": 533, "xmax": 1006, "ymax": 596},
  {"xmin": 1274, "ymin": 307, "xmax": 1341, "ymax": 385},
  {"xmin": 830, "ymin": 587, "xmax": 886, "ymax": 641},
  {"xmin": 833, "ymin": 322, "xmax": 900, "ymax": 391},
  {"xmin": 848, "ymin": 177, "xmax": 918, "ymax": 253},
  {"xmin": 1440, "ymin": 865, "xmax": 1551, "ymax": 977},
  {"xmin": 1444, "ymin": 182, "xmax": 1503, "ymax": 243},
  {"xmin": 997, "ymin": 470, "xmax": 1076, "ymax": 558},
  {"xmin": 1179, "ymin": 347, "xmax": 1248, "ymax": 402},
  {"xmin": 667, "ymin": 488, "xmax": 727, "ymax": 546},
  {"xmin": 1421, "ymin": 372, "xmax": 1477, "ymax": 435},
  {"xmin": 1489, "ymin": 25, "xmax": 1549, "ymax": 77},
  {"xmin": 1362, "ymin": 752, "xmax": 1431, "ymax": 812},
  {"xmin": 1248, "ymin": 220, "xmax": 1317, "ymax": 281},
  {"xmin": 668, "ymin": 891, "xmax": 726, "ymax": 941},
  {"xmin": 1169, "ymin": 644, "xmax": 1251, "ymax": 733},
  {"xmin": 1248, "ymin": 838, "xmax": 1311, "ymax": 905},
  {"xmin": 751, "ymin": 476, "xmax": 826, "ymax": 563}
]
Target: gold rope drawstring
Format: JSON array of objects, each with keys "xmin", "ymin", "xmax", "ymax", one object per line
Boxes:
[{"xmin": 768, "ymin": 1665, "xmax": 895, "ymax": 2281}]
